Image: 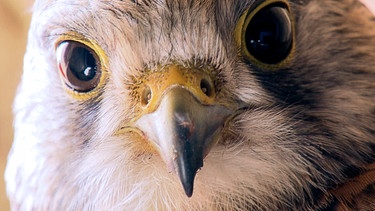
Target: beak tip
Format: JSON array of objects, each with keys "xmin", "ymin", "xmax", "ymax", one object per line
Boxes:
[
  {"xmin": 179, "ymin": 170, "xmax": 196, "ymax": 198},
  {"xmin": 176, "ymin": 155, "xmax": 202, "ymax": 198},
  {"xmin": 183, "ymin": 185, "xmax": 194, "ymax": 198}
]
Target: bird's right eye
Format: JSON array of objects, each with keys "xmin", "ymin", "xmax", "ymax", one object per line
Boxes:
[{"xmin": 56, "ymin": 40, "xmax": 102, "ymax": 93}]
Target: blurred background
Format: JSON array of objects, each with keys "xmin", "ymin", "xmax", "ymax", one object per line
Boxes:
[
  {"xmin": 0, "ymin": 0, "xmax": 373, "ymax": 210},
  {"xmin": 0, "ymin": 0, "xmax": 32, "ymax": 209}
]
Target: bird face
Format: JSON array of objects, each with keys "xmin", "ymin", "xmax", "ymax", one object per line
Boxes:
[{"xmin": 6, "ymin": 0, "xmax": 375, "ymax": 210}]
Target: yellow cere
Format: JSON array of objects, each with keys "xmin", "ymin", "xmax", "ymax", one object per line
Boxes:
[
  {"xmin": 138, "ymin": 65, "xmax": 217, "ymax": 115},
  {"xmin": 55, "ymin": 32, "xmax": 109, "ymax": 100}
]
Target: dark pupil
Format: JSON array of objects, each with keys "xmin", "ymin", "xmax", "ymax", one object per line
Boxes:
[
  {"xmin": 68, "ymin": 47, "xmax": 97, "ymax": 81},
  {"xmin": 245, "ymin": 5, "xmax": 292, "ymax": 64}
]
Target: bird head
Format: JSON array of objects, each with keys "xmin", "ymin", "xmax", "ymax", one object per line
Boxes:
[{"xmin": 6, "ymin": 0, "xmax": 375, "ymax": 210}]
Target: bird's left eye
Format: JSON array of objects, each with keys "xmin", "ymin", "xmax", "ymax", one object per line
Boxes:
[
  {"xmin": 56, "ymin": 40, "xmax": 102, "ymax": 92},
  {"xmin": 235, "ymin": 0, "xmax": 295, "ymax": 69}
]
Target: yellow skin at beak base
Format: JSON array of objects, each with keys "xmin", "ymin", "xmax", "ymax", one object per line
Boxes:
[{"xmin": 137, "ymin": 65, "xmax": 217, "ymax": 115}]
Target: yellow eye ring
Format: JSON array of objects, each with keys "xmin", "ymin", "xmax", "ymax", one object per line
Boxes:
[
  {"xmin": 235, "ymin": 0, "xmax": 295, "ymax": 70},
  {"xmin": 55, "ymin": 33, "xmax": 108, "ymax": 100}
]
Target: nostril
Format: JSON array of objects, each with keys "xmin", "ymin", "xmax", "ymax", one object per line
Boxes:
[
  {"xmin": 141, "ymin": 85, "xmax": 152, "ymax": 106},
  {"xmin": 200, "ymin": 78, "xmax": 214, "ymax": 97}
]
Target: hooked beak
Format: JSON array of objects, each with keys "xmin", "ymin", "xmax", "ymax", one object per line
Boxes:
[{"xmin": 132, "ymin": 65, "xmax": 232, "ymax": 197}]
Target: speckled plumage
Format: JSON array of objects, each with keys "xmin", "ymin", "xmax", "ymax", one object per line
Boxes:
[{"xmin": 5, "ymin": 0, "xmax": 375, "ymax": 210}]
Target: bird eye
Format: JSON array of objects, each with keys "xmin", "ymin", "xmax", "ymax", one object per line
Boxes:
[
  {"xmin": 236, "ymin": 0, "xmax": 294, "ymax": 69},
  {"xmin": 56, "ymin": 40, "xmax": 102, "ymax": 92}
]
